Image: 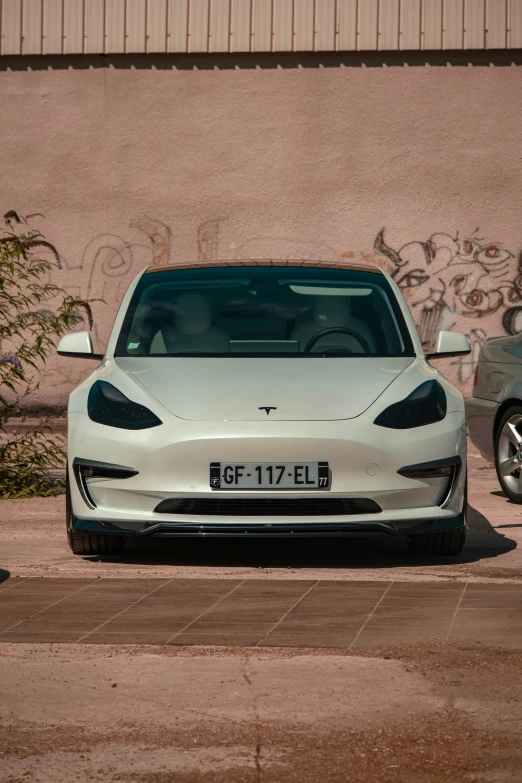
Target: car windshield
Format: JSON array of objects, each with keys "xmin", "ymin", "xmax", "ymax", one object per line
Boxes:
[{"xmin": 116, "ymin": 265, "xmax": 415, "ymax": 358}]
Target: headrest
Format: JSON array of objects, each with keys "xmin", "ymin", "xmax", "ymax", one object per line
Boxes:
[
  {"xmin": 175, "ymin": 292, "xmax": 212, "ymax": 335},
  {"xmin": 313, "ymin": 295, "xmax": 351, "ymax": 327}
]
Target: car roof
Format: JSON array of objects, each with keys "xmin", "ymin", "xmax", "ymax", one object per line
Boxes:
[{"xmin": 143, "ymin": 259, "xmax": 384, "ymax": 275}]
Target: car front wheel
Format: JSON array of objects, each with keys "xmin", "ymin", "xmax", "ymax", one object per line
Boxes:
[
  {"xmin": 495, "ymin": 405, "xmax": 522, "ymax": 504},
  {"xmin": 66, "ymin": 471, "xmax": 125, "ymax": 556}
]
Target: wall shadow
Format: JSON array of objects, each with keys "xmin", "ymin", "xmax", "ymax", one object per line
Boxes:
[
  {"xmin": 94, "ymin": 502, "xmax": 516, "ymax": 570},
  {"xmin": 1, "ymin": 50, "xmax": 521, "ymax": 73}
]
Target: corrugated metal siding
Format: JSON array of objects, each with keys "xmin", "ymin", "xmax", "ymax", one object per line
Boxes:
[
  {"xmin": 295, "ymin": 0, "xmax": 313, "ymax": 52},
  {"xmin": 169, "ymin": 0, "xmax": 189, "ymax": 53},
  {"xmin": 467, "ymin": 0, "xmax": 486, "ymax": 49},
  {"xmin": 1, "ymin": 0, "xmax": 521, "ymax": 56},
  {"xmin": 273, "ymin": 0, "xmax": 292, "ymax": 52},
  {"xmin": 127, "ymin": 0, "xmax": 147, "ymax": 53},
  {"xmin": 63, "ymin": 0, "xmax": 83, "ymax": 54},
  {"xmin": 338, "ymin": 0, "xmax": 357, "ymax": 51},
  {"xmin": 2, "ymin": 0, "xmax": 22, "ymax": 55},
  {"xmin": 85, "ymin": 0, "xmax": 104, "ymax": 54},
  {"xmin": 253, "ymin": 0, "xmax": 272, "ymax": 51},
  {"xmin": 487, "ymin": 0, "xmax": 507, "ymax": 47},
  {"xmin": 358, "ymin": 0, "xmax": 378, "ymax": 50},
  {"xmin": 43, "ymin": 0, "xmax": 63, "ymax": 54},
  {"xmin": 423, "ymin": 0, "xmax": 443, "ymax": 49},
  {"xmin": 401, "ymin": 0, "xmax": 422, "ymax": 50},
  {"xmin": 317, "ymin": 0, "xmax": 336, "ymax": 51},
  {"xmin": 232, "ymin": 1, "xmax": 252, "ymax": 52},
  {"xmin": 23, "ymin": 0, "xmax": 42, "ymax": 54},
  {"xmin": 512, "ymin": 0, "xmax": 522, "ymax": 46},
  {"xmin": 106, "ymin": 0, "xmax": 124, "ymax": 53},
  {"xmin": 148, "ymin": 0, "xmax": 168, "ymax": 52},
  {"xmin": 210, "ymin": 0, "xmax": 230, "ymax": 52},
  {"xmin": 444, "ymin": 0, "xmax": 464, "ymax": 49},
  {"xmin": 380, "ymin": 0, "xmax": 400, "ymax": 50}
]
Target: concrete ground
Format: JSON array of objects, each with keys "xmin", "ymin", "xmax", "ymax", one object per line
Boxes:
[
  {"xmin": 1, "ymin": 443, "xmax": 522, "ymax": 782},
  {"xmin": 2, "ymin": 641, "xmax": 522, "ymax": 782}
]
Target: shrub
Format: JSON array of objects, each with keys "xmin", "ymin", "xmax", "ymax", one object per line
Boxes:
[{"xmin": 0, "ymin": 211, "xmax": 93, "ymax": 498}]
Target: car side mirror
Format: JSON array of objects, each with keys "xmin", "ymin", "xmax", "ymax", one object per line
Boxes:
[
  {"xmin": 425, "ymin": 330, "xmax": 471, "ymax": 360},
  {"xmin": 57, "ymin": 331, "xmax": 104, "ymax": 360}
]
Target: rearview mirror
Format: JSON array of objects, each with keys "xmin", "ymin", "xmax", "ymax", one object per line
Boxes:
[
  {"xmin": 57, "ymin": 331, "xmax": 104, "ymax": 360},
  {"xmin": 425, "ymin": 330, "xmax": 471, "ymax": 360}
]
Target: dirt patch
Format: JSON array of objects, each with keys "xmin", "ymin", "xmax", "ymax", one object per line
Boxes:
[
  {"xmin": 447, "ymin": 565, "xmax": 522, "ymax": 581},
  {"xmin": 2, "ymin": 741, "xmax": 274, "ymax": 783},
  {"xmin": 2, "ymin": 710, "xmax": 521, "ymax": 783},
  {"xmin": 0, "ymin": 645, "xmax": 441, "ymax": 727}
]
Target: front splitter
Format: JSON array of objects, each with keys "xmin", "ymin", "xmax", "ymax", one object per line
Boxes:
[{"xmin": 71, "ymin": 513, "xmax": 466, "ymax": 538}]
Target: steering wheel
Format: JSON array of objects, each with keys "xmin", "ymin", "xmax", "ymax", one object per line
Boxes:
[{"xmin": 304, "ymin": 327, "xmax": 371, "ymax": 354}]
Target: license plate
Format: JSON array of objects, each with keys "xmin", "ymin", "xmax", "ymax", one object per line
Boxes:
[{"xmin": 210, "ymin": 462, "xmax": 329, "ymax": 490}]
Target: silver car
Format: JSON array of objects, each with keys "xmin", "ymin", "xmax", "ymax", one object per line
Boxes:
[{"xmin": 467, "ymin": 333, "xmax": 522, "ymax": 502}]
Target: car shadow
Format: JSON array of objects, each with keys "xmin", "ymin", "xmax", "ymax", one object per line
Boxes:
[
  {"xmin": 490, "ymin": 489, "xmax": 522, "ymax": 506},
  {"xmin": 0, "ymin": 569, "xmax": 11, "ymax": 585},
  {"xmin": 91, "ymin": 503, "xmax": 516, "ymax": 570}
]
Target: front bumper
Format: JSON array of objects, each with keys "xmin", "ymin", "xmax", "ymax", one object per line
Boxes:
[
  {"xmin": 67, "ymin": 409, "xmax": 467, "ymax": 533},
  {"xmin": 71, "ymin": 511, "xmax": 466, "ymax": 538}
]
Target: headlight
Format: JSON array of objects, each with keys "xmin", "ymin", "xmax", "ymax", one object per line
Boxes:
[
  {"xmin": 87, "ymin": 381, "xmax": 162, "ymax": 430},
  {"xmin": 374, "ymin": 380, "xmax": 446, "ymax": 429}
]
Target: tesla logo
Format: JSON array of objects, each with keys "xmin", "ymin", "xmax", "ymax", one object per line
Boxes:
[{"xmin": 259, "ymin": 406, "xmax": 277, "ymax": 415}]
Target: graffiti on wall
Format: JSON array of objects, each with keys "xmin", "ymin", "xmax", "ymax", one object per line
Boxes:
[
  {"xmin": 42, "ymin": 217, "xmax": 522, "ymax": 394},
  {"xmin": 372, "ymin": 229, "xmax": 522, "ymax": 381}
]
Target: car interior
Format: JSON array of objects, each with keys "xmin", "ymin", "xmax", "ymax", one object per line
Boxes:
[{"xmin": 123, "ymin": 277, "xmax": 406, "ymax": 357}]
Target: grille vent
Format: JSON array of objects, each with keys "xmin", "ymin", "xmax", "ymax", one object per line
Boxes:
[{"xmin": 154, "ymin": 497, "xmax": 381, "ymax": 516}]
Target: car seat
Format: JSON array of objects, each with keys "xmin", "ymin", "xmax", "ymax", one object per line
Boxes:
[{"xmin": 150, "ymin": 292, "xmax": 229, "ymax": 353}]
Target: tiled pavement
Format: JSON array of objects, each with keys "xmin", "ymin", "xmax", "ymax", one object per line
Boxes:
[{"xmin": 0, "ymin": 577, "xmax": 521, "ymax": 648}]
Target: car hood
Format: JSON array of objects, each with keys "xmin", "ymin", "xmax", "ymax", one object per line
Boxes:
[{"xmin": 116, "ymin": 357, "xmax": 414, "ymax": 422}]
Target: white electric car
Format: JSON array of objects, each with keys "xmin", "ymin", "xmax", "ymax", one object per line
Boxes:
[{"xmin": 58, "ymin": 260, "xmax": 470, "ymax": 557}]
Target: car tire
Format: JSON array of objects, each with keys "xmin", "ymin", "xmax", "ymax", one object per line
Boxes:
[
  {"xmin": 494, "ymin": 405, "xmax": 522, "ymax": 504},
  {"xmin": 66, "ymin": 470, "xmax": 125, "ymax": 556},
  {"xmin": 67, "ymin": 530, "xmax": 125, "ymax": 556},
  {"xmin": 406, "ymin": 528, "xmax": 467, "ymax": 556}
]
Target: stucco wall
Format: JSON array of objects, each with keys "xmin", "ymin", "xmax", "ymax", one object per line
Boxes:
[{"xmin": 1, "ymin": 54, "xmax": 521, "ymax": 408}]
